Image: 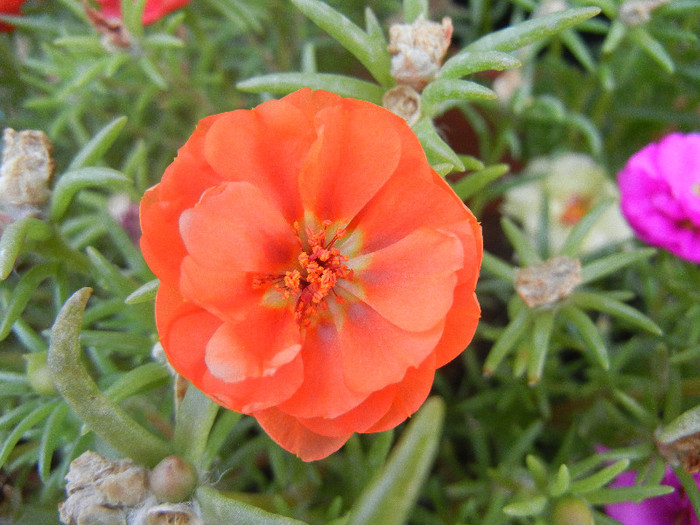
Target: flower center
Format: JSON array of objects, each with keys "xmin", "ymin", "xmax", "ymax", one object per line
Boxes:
[
  {"xmin": 253, "ymin": 220, "xmax": 353, "ymax": 327},
  {"xmin": 559, "ymin": 195, "xmax": 591, "ymax": 225}
]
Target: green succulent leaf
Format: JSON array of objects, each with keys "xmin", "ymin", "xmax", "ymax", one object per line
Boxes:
[
  {"xmin": 0, "ymin": 217, "xmax": 52, "ymax": 280},
  {"xmin": 197, "ymin": 486, "xmax": 309, "ymax": 524},
  {"xmin": 237, "ymin": 73, "xmax": 384, "ymax": 104},
  {"xmin": 67, "ymin": 116, "xmax": 128, "ymax": 171},
  {"xmin": 570, "ymin": 291, "xmax": 662, "ymax": 336},
  {"xmin": 465, "ymin": 7, "xmax": 602, "ymax": 53},
  {"xmin": 50, "ymin": 167, "xmax": 132, "ymax": 221},
  {"xmin": 346, "ymin": 397, "xmax": 445, "ymax": 525},
  {"xmin": 440, "ymin": 51, "xmax": 521, "ymax": 79},
  {"xmin": 403, "ymin": 0, "xmax": 428, "ymax": 22},
  {"xmin": 412, "ymin": 118, "xmax": 465, "ymax": 172},
  {"xmin": 47, "ymin": 288, "xmax": 171, "ymax": 467},
  {"xmin": 289, "ymin": 0, "xmax": 392, "ymax": 86}
]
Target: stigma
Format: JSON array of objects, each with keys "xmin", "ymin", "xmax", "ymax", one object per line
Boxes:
[{"xmin": 253, "ymin": 220, "xmax": 353, "ymax": 327}]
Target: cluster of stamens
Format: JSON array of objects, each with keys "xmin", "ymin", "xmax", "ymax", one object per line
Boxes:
[{"xmin": 253, "ymin": 220, "xmax": 353, "ymax": 327}]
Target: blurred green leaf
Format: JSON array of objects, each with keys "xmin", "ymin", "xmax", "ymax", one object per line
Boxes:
[
  {"xmin": 501, "ymin": 217, "xmax": 542, "ymax": 266},
  {"xmin": 413, "ymin": 118, "xmax": 465, "ymax": 172},
  {"xmin": 125, "ymin": 279, "xmax": 160, "ymax": 304},
  {"xmin": 571, "ymin": 291, "xmax": 662, "ymax": 336},
  {"xmin": 571, "ymin": 459, "xmax": 630, "ymax": 493},
  {"xmin": 484, "ymin": 306, "xmax": 532, "ymax": 375},
  {"xmin": 403, "ymin": 0, "xmax": 428, "ymax": 22},
  {"xmin": 174, "ymin": 386, "xmax": 220, "ymax": 466},
  {"xmin": 197, "ymin": 486, "xmax": 309, "ymax": 524},
  {"xmin": 503, "ymin": 495, "xmax": 547, "ymax": 517},
  {"xmin": 67, "ymin": 116, "xmax": 128, "ymax": 171},
  {"xmin": 0, "ymin": 218, "xmax": 52, "ymax": 280},
  {"xmin": 346, "ymin": 397, "xmax": 445, "ymax": 525},
  {"xmin": 50, "ymin": 168, "xmax": 132, "ymax": 221},
  {"xmin": 422, "ymin": 79, "xmax": 496, "ymax": 109},
  {"xmin": 580, "ymin": 248, "xmax": 656, "ymax": 285},
  {"xmin": 237, "ymin": 73, "xmax": 384, "ymax": 104},
  {"xmin": 528, "ymin": 309, "xmax": 556, "ymax": 385},
  {"xmin": 47, "ymin": 288, "xmax": 171, "ymax": 467},
  {"xmin": 465, "ymin": 7, "xmax": 602, "ymax": 53},
  {"xmin": 560, "ymin": 305, "xmax": 609, "ymax": 370},
  {"xmin": 440, "ymin": 51, "xmax": 521, "ymax": 79},
  {"xmin": 289, "ymin": 0, "xmax": 392, "ymax": 86},
  {"xmin": 452, "ymin": 164, "xmax": 509, "ymax": 200}
]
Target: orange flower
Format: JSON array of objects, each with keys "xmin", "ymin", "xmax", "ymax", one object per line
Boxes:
[{"xmin": 140, "ymin": 89, "xmax": 482, "ymax": 461}]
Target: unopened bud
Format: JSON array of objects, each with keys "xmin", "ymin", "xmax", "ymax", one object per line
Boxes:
[
  {"xmin": 388, "ymin": 15, "xmax": 453, "ymax": 91},
  {"xmin": 551, "ymin": 496, "xmax": 594, "ymax": 525},
  {"xmin": 149, "ymin": 456, "xmax": 197, "ymax": 503},
  {"xmin": 515, "ymin": 256, "xmax": 581, "ymax": 307},
  {"xmin": 0, "ymin": 128, "xmax": 54, "ymax": 222},
  {"xmin": 383, "ymin": 85, "xmax": 422, "ymax": 126}
]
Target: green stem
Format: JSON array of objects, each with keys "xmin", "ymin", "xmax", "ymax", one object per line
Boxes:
[{"xmin": 47, "ymin": 287, "xmax": 171, "ymax": 467}]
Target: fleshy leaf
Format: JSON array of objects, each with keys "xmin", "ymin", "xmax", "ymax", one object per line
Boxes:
[
  {"xmin": 49, "ymin": 167, "xmax": 132, "ymax": 221},
  {"xmin": 67, "ymin": 116, "xmax": 127, "ymax": 171},
  {"xmin": 440, "ymin": 51, "xmax": 521, "ymax": 79},
  {"xmin": 345, "ymin": 397, "xmax": 444, "ymax": 525},
  {"xmin": 197, "ymin": 486, "xmax": 309, "ymax": 524},
  {"xmin": 464, "ymin": 7, "xmax": 602, "ymax": 53},
  {"xmin": 289, "ymin": 0, "xmax": 392, "ymax": 86},
  {"xmin": 47, "ymin": 288, "xmax": 171, "ymax": 467},
  {"xmin": 237, "ymin": 73, "xmax": 384, "ymax": 104}
]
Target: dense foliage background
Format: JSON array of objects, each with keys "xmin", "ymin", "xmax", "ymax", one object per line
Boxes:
[{"xmin": 1, "ymin": 0, "xmax": 699, "ymax": 523}]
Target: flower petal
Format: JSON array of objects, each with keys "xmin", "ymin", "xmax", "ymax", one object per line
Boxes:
[
  {"xmin": 204, "ymin": 313, "xmax": 301, "ymax": 383},
  {"xmin": 179, "ymin": 181, "xmax": 298, "ymax": 273},
  {"xmin": 338, "ymin": 301, "xmax": 444, "ymax": 393},
  {"xmin": 203, "ymin": 99, "xmax": 317, "ymax": 222},
  {"xmin": 299, "ymin": 98, "xmax": 403, "ymax": 222},
  {"xmin": 349, "ymin": 227, "xmax": 463, "ymax": 332},
  {"xmin": 348, "ymin": 165, "xmax": 478, "ymax": 255},
  {"xmin": 156, "ymin": 284, "xmax": 304, "ymax": 413},
  {"xmin": 140, "ymin": 115, "xmax": 223, "ymax": 288},
  {"xmin": 366, "ymin": 353, "xmax": 436, "ymax": 433},
  {"xmin": 432, "ymin": 283, "xmax": 480, "ymax": 368},
  {"xmin": 253, "ymin": 407, "xmax": 351, "ymax": 462},
  {"xmin": 277, "ymin": 322, "xmax": 370, "ymax": 419},
  {"xmin": 296, "ymin": 385, "xmax": 396, "ymax": 437}
]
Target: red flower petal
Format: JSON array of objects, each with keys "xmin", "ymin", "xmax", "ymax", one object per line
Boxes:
[
  {"xmin": 349, "ymin": 227, "xmax": 463, "ymax": 332},
  {"xmin": 296, "ymin": 385, "xmax": 397, "ymax": 437},
  {"xmin": 299, "ymin": 99, "xmax": 403, "ymax": 222},
  {"xmin": 156, "ymin": 284, "xmax": 304, "ymax": 413},
  {"xmin": 339, "ymin": 301, "xmax": 444, "ymax": 393},
  {"xmin": 203, "ymin": 99, "xmax": 317, "ymax": 222},
  {"xmin": 365, "ymin": 353, "xmax": 437, "ymax": 433},
  {"xmin": 179, "ymin": 181, "xmax": 298, "ymax": 273},
  {"xmin": 140, "ymin": 115, "xmax": 222, "ymax": 288},
  {"xmin": 253, "ymin": 407, "xmax": 351, "ymax": 462},
  {"xmin": 277, "ymin": 322, "xmax": 371, "ymax": 420},
  {"xmin": 350, "ymin": 166, "xmax": 472, "ymax": 253},
  {"xmin": 432, "ymin": 284, "xmax": 481, "ymax": 368},
  {"xmin": 204, "ymin": 313, "xmax": 301, "ymax": 384}
]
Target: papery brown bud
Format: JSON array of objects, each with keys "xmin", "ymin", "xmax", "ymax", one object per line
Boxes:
[
  {"xmin": 382, "ymin": 85, "xmax": 422, "ymax": 126},
  {"xmin": 0, "ymin": 128, "xmax": 54, "ymax": 221},
  {"xmin": 387, "ymin": 15, "xmax": 453, "ymax": 91},
  {"xmin": 146, "ymin": 502, "xmax": 203, "ymax": 525},
  {"xmin": 149, "ymin": 456, "xmax": 197, "ymax": 503},
  {"xmin": 515, "ymin": 256, "xmax": 581, "ymax": 307},
  {"xmin": 59, "ymin": 451, "xmax": 149, "ymax": 525}
]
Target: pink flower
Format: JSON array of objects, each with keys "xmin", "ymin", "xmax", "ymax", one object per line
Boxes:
[
  {"xmin": 618, "ymin": 132, "xmax": 700, "ymax": 263},
  {"xmin": 92, "ymin": 0, "xmax": 191, "ymax": 25},
  {"xmin": 605, "ymin": 467, "xmax": 700, "ymax": 524}
]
